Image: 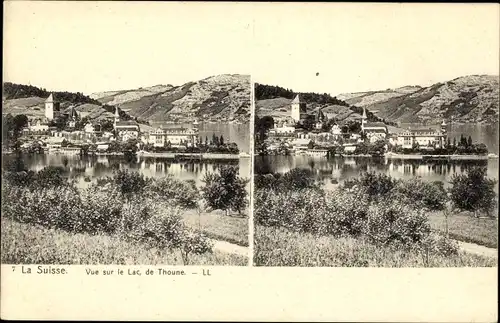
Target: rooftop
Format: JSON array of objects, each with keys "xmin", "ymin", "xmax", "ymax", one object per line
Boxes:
[
  {"xmin": 115, "ymin": 121, "xmax": 139, "ymax": 127},
  {"xmin": 291, "ymin": 94, "xmax": 305, "ymax": 104},
  {"xmin": 364, "ymin": 122, "xmax": 387, "ymax": 128},
  {"xmin": 45, "ymin": 93, "xmax": 54, "ymax": 103}
]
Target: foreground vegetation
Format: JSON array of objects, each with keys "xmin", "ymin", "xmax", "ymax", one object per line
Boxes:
[
  {"xmin": 254, "ymin": 168, "xmax": 497, "ymax": 267},
  {"xmin": 2, "ymin": 159, "xmax": 249, "ymax": 265},
  {"xmin": 255, "ymin": 226, "xmax": 496, "ymax": 267},
  {"xmin": 428, "ymin": 211, "xmax": 497, "ymax": 249},
  {"xmin": 1, "ymin": 219, "xmax": 246, "ymax": 265}
]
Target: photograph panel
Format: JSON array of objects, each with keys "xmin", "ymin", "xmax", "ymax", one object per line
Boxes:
[
  {"xmin": 2, "ymin": 1, "xmax": 252, "ymax": 266},
  {"xmin": 252, "ymin": 4, "xmax": 499, "ymax": 267}
]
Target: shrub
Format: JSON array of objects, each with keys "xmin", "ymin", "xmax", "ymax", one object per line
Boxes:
[
  {"xmin": 395, "ymin": 178, "xmax": 447, "ymax": 210},
  {"xmin": 2, "ymin": 184, "xmax": 82, "ymax": 231},
  {"xmin": 254, "ymin": 168, "xmax": 318, "ymax": 191},
  {"xmin": 144, "ymin": 175, "xmax": 199, "ymax": 209},
  {"xmin": 363, "ymin": 200, "xmax": 431, "ymax": 247},
  {"xmin": 179, "ymin": 230, "xmax": 214, "ymax": 265},
  {"xmin": 78, "ymin": 185, "xmax": 124, "ymax": 233},
  {"xmin": 112, "ymin": 169, "xmax": 149, "ymax": 197},
  {"xmin": 358, "ymin": 172, "xmax": 397, "ymax": 197},
  {"xmin": 34, "ymin": 166, "xmax": 67, "ymax": 188},
  {"xmin": 136, "ymin": 203, "xmax": 186, "ymax": 249},
  {"xmin": 449, "ymin": 167, "xmax": 497, "ymax": 215},
  {"xmin": 428, "ymin": 234, "xmax": 459, "ymax": 257},
  {"xmin": 255, "ymin": 188, "xmax": 370, "ymax": 237},
  {"xmin": 201, "ymin": 166, "xmax": 248, "ymax": 215}
]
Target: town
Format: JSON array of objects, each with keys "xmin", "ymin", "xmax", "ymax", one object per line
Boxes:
[
  {"xmin": 256, "ymin": 94, "xmax": 495, "ymax": 159},
  {"xmin": 3, "ymin": 93, "xmax": 246, "ymax": 158}
]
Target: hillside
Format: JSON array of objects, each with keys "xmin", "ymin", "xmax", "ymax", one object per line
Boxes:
[
  {"xmin": 91, "ymin": 74, "xmax": 251, "ymax": 123},
  {"xmin": 2, "ymin": 82, "xmax": 133, "ymax": 123},
  {"xmin": 336, "ymin": 75, "xmax": 499, "ymax": 124},
  {"xmin": 255, "ymin": 83, "xmax": 389, "ymax": 125}
]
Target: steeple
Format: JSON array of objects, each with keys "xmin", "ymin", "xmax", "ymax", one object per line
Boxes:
[
  {"xmin": 45, "ymin": 93, "xmax": 54, "ymax": 103},
  {"xmin": 45, "ymin": 93, "xmax": 55, "ymax": 121},
  {"xmin": 114, "ymin": 106, "xmax": 120, "ymax": 129},
  {"xmin": 361, "ymin": 107, "xmax": 367, "ymax": 132}
]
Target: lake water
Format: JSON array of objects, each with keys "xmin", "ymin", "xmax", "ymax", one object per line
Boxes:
[
  {"xmin": 5, "ymin": 154, "xmax": 251, "ymax": 191},
  {"xmin": 150, "ymin": 122, "xmax": 251, "ymax": 153},
  {"xmin": 255, "ymin": 155, "xmax": 499, "ymax": 191},
  {"xmin": 256, "ymin": 123, "xmax": 499, "ymax": 190}
]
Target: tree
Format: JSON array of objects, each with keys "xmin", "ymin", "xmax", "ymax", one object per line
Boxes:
[
  {"xmin": 12, "ymin": 114, "xmax": 28, "ymax": 135},
  {"xmin": 369, "ymin": 140, "xmax": 386, "ymax": 156},
  {"xmin": 449, "ymin": 167, "xmax": 497, "ymax": 216},
  {"xmin": 467, "ymin": 135, "xmax": 473, "ymax": 148},
  {"xmin": 255, "ymin": 116, "xmax": 274, "ymax": 142},
  {"xmin": 452, "ymin": 137, "xmax": 457, "ymax": 148},
  {"xmin": 301, "ymin": 114, "xmax": 316, "ymax": 132},
  {"xmin": 201, "ymin": 166, "xmax": 248, "ymax": 216},
  {"xmin": 50, "ymin": 114, "xmax": 69, "ymax": 131},
  {"xmin": 219, "ymin": 135, "xmax": 224, "ymax": 146}
]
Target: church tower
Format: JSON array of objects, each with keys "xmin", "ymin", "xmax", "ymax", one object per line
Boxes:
[
  {"xmin": 114, "ymin": 106, "xmax": 120, "ymax": 128},
  {"xmin": 361, "ymin": 106, "xmax": 368, "ymax": 132},
  {"xmin": 291, "ymin": 94, "xmax": 307, "ymax": 122},
  {"xmin": 45, "ymin": 93, "xmax": 55, "ymax": 121}
]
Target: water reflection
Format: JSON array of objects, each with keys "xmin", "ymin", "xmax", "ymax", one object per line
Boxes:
[
  {"xmin": 5, "ymin": 154, "xmax": 250, "ymax": 190},
  {"xmin": 255, "ymin": 155, "xmax": 499, "ymax": 191}
]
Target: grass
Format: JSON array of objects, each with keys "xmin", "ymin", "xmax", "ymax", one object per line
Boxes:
[
  {"xmin": 427, "ymin": 210, "xmax": 498, "ymax": 249},
  {"xmin": 1, "ymin": 218, "xmax": 247, "ymax": 266},
  {"xmin": 254, "ymin": 225, "xmax": 497, "ymax": 267},
  {"xmin": 181, "ymin": 209, "xmax": 249, "ymax": 247}
]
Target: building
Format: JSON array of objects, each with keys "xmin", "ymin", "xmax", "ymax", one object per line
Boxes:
[
  {"xmin": 360, "ymin": 107, "xmax": 388, "ymax": 142},
  {"xmin": 28, "ymin": 118, "xmax": 50, "ymax": 133},
  {"xmin": 313, "ymin": 108, "xmax": 327, "ymax": 130},
  {"xmin": 290, "ymin": 138, "xmax": 311, "ymax": 153},
  {"xmin": 113, "ymin": 107, "xmax": 141, "ymax": 141},
  {"xmin": 149, "ymin": 126, "xmax": 199, "ymax": 147},
  {"xmin": 45, "ymin": 93, "xmax": 60, "ymax": 121},
  {"xmin": 291, "ymin": 94, "xmax": 308, "ymax": 122},
  {"xmin": 397, "ymin": 122, "xmax": 447, "ymax": 149},
  {"xmin": 362, "ymin": 122, "xmax": 388, "ymax": 143},
  {"xmin": 269, "ymin": 121, "xmax": 296, "ymax": 136},
  {"xmin": 306, "ymin": 148, "xmax": 328, "ymax": 157}
]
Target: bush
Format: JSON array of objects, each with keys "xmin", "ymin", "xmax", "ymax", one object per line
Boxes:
[
  {"xmin": 395, "ymin": 178, "xmax": 447, "ymax": 210},
  {"xmin": 364, "ymin": 200, "xmax": 431, "ymax": 247},
  {"xmin": 449, "ymin": 167, "xmax": 497, "ymax": 215},
  {"xmin": 358, "ymin": 172, "xmax": 397, "ymax": 197},
  {"xmin": 201, "ymin": 166, "xmax": 248, "ymax": 215},
  {"xmin": 144, "ymin": 175, "xmax": 199, "ymax": 209},
  {"xmin": 254, "ymin": 168, "xmax": 318, "ymax": 191},
  {"xmin": 2, "ymin": 184, "xmax": 82, "ymax": 231},
  {"xmin": 255, "ymin": 186, "xmax": 434, "ymax": 249},
  {"xmin": 112, "ymin": 169, "xmax": 149, "ymax": 197},
  {"xmin": 34, "ymin": 166, "xmax": 67, "ymax": 188}
]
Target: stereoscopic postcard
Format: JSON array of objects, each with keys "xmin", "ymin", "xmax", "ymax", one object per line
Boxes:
[{"xmin": 1, "ymin": 1, "xmax": 498, "ymax": 321}]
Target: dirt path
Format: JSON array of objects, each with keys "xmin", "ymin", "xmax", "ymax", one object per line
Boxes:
[
  {"xmin": 456, "ymin": 240, "xmax": 498, "ymax": 258},
  {"xmin": 209, "ymin": 239, "xmax": 249, "ymax": 257}
]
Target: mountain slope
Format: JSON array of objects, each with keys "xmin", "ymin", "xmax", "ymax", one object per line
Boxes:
[
  {"xmin": 255, "ymin": 83, "xmax": 390, "ymax": 125},
  {"xmin": 337, "ymin": 75, "xmax": 499, "ymax": 124},
  {"xmin": 91, "ymin": 74, "xmax": 251, "ymax": 123},
  {"xmin": 2, "ymin": 82, "xmax": 133, "ymax": 122}
]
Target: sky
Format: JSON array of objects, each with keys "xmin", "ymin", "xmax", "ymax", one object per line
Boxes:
[{"xmin": 3, "ymin": 2, "xmax": 499, "ymax": 96}]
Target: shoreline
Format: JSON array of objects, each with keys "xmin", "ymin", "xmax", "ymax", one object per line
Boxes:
[
  {"xmin": 2, "ymin": 150, "xmax": 250, "ymax": 160},
  {"xmin": 258, "ymin": 153, "xmax": 496, "ymax": 160}
]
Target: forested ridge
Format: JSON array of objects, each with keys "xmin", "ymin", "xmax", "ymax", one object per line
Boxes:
[{"xmin": 255, "ymin": 83, "xmax": 394, "ymax": 124}]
